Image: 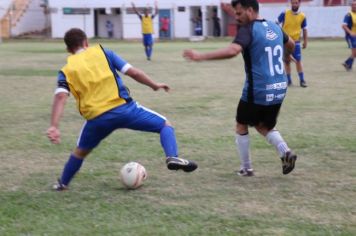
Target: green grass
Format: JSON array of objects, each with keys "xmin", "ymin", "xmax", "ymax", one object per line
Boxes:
[{"xmin": 0, "ymin": 39, "xmax": 355, "ymax": 235}]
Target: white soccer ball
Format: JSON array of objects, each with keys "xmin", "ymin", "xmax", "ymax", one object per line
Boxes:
[{"xmin": 120, "ymin": 162, "xmax": 147, "ymax": 189}]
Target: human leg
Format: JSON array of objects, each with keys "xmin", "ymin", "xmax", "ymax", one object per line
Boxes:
[
  {"xmin": 235, "ymin": 100, "xmax": 255, "ymax": 176},
  {"xmin": 284, "ymin": 62, "xmax": 292, "ymax": 86},
  {"xmin": 54, "ymin": 148, "xmax": 91, "ymax": 190},
  {"xmin": 143, "ymin": 34, "xmax": 153, "ymax": 60},
  {"xmin": 342, "ymin": 36, "xmax": 356, "ymax": 71},
  {"xmin": 254, "ymin": 101, "xmax": 297, "ymax": 175},
  {"xmin": 124, "ymin": 102, "xmax": 197, "ymax": 172},
  {"xmin": 235, "ymin": 123, "xmax": 254, "ymax": 176},
  {"xmin": 293, "ymin": 42, "xmax": 307, "ymax": 87},
  {"xmin": 54, "ymin": 116, "xmax": 117, "ymax": 190},
  {"xmin": 296, "ymin": 61, "xmax": 307, "ymax": 87}
]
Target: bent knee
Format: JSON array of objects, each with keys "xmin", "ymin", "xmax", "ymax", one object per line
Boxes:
[{"xmin": 164, "ymin": 120, "xmax": 173, "ymax": 127}]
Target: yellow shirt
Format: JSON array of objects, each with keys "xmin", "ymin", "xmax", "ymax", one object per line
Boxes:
[
  {"xmin": 350, "ymin": 11, "xmax": 356, "ymax": 33},
  {"xmin": 61, "ymin": 45, "xmax": 128, "ymax": 120},
  {"xmin": 282, "ymin": 9, "xmax": 306, "ymax": 41},
  {"xmin": 141, "ymin": 16, "xmax": 154, "ymax": 34}
]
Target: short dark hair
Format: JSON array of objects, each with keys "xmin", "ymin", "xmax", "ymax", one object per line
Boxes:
[
  {"xmin": 231, "ymin": 0, "xmax": 259, "ymax": 12},
  {"xmin": 64, "ymin": 28, "xmax": 87, "ymax": 52}
]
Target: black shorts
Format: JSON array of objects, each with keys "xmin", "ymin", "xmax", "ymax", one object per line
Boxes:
[{"xmin": 236, "ymin": 100, "xmax": 282, "ymax": 130}]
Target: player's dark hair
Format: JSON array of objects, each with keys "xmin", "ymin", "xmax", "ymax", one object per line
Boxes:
[
  {"xmin": 64, "ymin": 28, "xmax": 87, "ymax": 52},
  {"xmin": 231, "ymin": 0, "xmax": 259, "ymax": 12}
]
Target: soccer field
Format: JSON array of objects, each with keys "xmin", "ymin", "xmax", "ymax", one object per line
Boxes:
[{"xmin": 0, "ymin": 39, "xmax": 355, "ymax": 235}]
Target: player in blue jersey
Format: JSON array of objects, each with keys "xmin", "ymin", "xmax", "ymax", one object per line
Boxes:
[
  {"xmin": 342, "ymin": 0, "xmax": 356, "ymax": 71},
  {"xmin": 47, "ymin": 28, "xmax": 197, "ymax": 191},
  {"xmin": 183, "ymin": 0, "xmax": 297, "ymax": 176}
]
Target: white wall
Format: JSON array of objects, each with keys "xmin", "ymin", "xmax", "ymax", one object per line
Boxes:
[
  {"xmin": 260, "ymin": 6, "xmax": 348, "ymax": 38},
  {"xmin": 12, "ymin": 0, "xmax": 47, "ymax": 36},
  {"xmin": 48, "ymin": 0, "xmax": 350, "ymax": 39},
  {"xmin": 0, "ymin": 0, "xmax": 12, "ymax": 18}
]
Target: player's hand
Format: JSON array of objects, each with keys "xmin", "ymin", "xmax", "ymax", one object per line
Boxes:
[
  {"xmin": 283, "ymin": 53, "xmax": 296, "ymax": 63},
  {"xmin": 47, "ymin": 126, "xmax": 61, "ymax": 144},
  {"xmin": 302, "ymin": 42, "xmax": 307, "ymax": 49},
  {"xmin": 351, "ymin": 32, "xmax": 356, "ymax": 37},
  {"xmin": 153, "ymin": 83, "xmax": 170, "ymax": 92},
  {"xmin": 183, "ymin": 49, "xmax": 202, "ymax": 61}
]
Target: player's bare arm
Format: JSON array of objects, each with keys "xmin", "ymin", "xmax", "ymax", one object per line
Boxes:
[
  {"xmin": 131, "ymin": 2, "xmax": 140, "ymax": 17},
  {"xmin": 47, "ymin": 92, "xmax": 68, "ymax": 144},
  {"xmin": 126, "ymin": 67, "xmax": 170, "ymax": 92},
  {"xmin": 284, "ymin": 36, "xmax": 296, "ymax": 62},
  {"xmin": 342, "ymin": 24, "xmax": 356, "ymax": 37},
  {"xmin": 153, "ymin": 0, "xmax": 158, "ymax": 17},
  {"xmin": 302, "ymin": 28, "xmax": 308, "ymax": 49},
  {"xmin": 183, "ymin": 43, "xmax": 242, "ymax": 61}
]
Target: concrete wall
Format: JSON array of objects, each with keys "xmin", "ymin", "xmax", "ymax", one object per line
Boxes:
[
  {"xmin": 261, "ymin": 6, "xmax": 347, "ymax": 38},
  {"xmin": 12, "ymin": 0, "xmax": 47, "ymax": 36},
  {"xmin": 0, "ymin": 0, "xmax": 12, "ymax": 18},
  {"xmin": 48, "ymin": 0, "xmax": 350, "ymax": 39}
]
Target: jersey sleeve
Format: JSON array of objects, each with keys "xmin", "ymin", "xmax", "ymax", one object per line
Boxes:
[
  {"xmin": 55, "ymin": 71, "xmax": 70, "ymax": 95},
  {"xmin": 301, "ymin": 17, "xmax": 307, "ymax": 29},
  {"xmin": 104, "ymin": 49, "xmax": 132, "ymax": 74},
  {"xmin": 277, "ymin": 12, "xmax": 285, "ymax": 24},
  {"xmin": 343, "ymin": 13, "xmax": 352, "ymax": 29},
  {"xmin": 232, "ymin": 25, "xmax": 252, "ymax": 50}
]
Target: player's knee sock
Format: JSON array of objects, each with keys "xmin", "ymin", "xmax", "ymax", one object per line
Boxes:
[
  {"xmin": 235, "ymin": 133, "xmax": 252, "ymax": 169},
  {"xmin": 145, "ymin": 47, "xmax": 150, "ymax": 58},
  {"xmin": 148, "ymin": 46, "xmax": 153, "ymax": 58},
  {"xmin": 287, "ymin": 74, "xmax": 292, "ymax": 84},
  {"xmin": 266, "ymin": 130, "xmax": 290, "ymax": 157},
  {"xmin": 60, "ymin": 154, "xmax": 83, "ymax": 186},
  {"xmin": 160, "ymin": 126, "xmax": 178, "ymax": 157},
  {"xmin": 298, "ymin": 72, "xmax": 305, "ymax": 82}
]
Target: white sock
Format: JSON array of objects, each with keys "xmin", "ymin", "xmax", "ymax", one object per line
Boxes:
[
  {"xmin": 235, "ymin": 133, "xmax": 252, "ymax": 170},
  {"xmin": 266, "ymin": 130, "xmax": 290, "ymax": 157}
]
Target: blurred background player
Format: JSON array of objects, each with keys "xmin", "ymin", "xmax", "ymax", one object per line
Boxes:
[
  {"xmin": 277, "ymin": 0, "xmax": 308, "ymax": 87},
  {"xmin": 211, "ymin": 11, "xmax": 221, "ymax": 37},
  {"xmin": 192, "ymin": 14, "xmax": 203, "ymax": 36},
  {"xmin": 342, "ymin": 0, "xmax": 356, "ymax": 71},
  {"xmin": 47, "ymin": 28, "xmax": 197, "ymax": 191},
  {"xmin": 160, "ymin": 15, "xmax": 170, "ymax": 38},
  {"xmin": 106, "ymin": 20, "xmax": 114, "ymax": 38},
  {"xmin": 131, "ymin": 1, "xmax": 158, "ymax": 60},
  {"xmin": 183, "ymin": 0, "xmax": 297, "ymax": 176}
]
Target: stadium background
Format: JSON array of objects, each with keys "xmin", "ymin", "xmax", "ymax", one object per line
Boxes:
[{"xmin": 0, "ymin": 0, "xmax": 353, "ymax": 40}]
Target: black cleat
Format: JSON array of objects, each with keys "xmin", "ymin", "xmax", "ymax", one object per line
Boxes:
[
  {"xmin": 300, "ymin": 81, "xmax": 308, "ymax": 88},
  {"xmin": 166, "ymin": 157, "xmax": 198, "ymax": 172},
  {"xmin": 281, "ymin": 151, "xmax": 297, "ymax": 175},
  {"xmin": 52, "ymin": 179, "xmax": 68, "ymax": 191},
  {"xmin": 342, "ymin": 63, "xmax": 351, "ymax": 71},
  {"xmin": 237, "ymin": 168, "xmax": 254, "ymax": 177}
]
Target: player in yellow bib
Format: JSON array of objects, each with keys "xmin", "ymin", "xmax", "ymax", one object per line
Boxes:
[
  {"xmin": 277, "ymin": 0, "xmax": 308, "ymax": 88},
  {"xmin": 47, "ymin": 28, "xmax": 198, "ymax": 191},
  {"xmin": 132, "ymin": 1, "xmax": 158, "ymax": 61},
  {"xmin": 342, "ymin": 0, "xmax": 356, "ymax": 71}
]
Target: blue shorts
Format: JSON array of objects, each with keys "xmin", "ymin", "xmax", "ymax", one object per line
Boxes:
[
  {"xmin": 346, "ymin": 35, "xmax": 356, "ymax": 49},
  {"xmin": 143, "ymin": 34, "xmax": 153, "ymax": 46},
  {"xmin": 77, "ymin": 101, "xmax": 166, "ymax": 150},
  {"xmin": 292, "ymin": 41, "xmax": 302, "ymax": 62}
]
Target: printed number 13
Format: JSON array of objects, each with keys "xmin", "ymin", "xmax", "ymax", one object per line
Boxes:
[{"xmin": 265, "ymin": 45, "xmax": 284, "ymax": 76}]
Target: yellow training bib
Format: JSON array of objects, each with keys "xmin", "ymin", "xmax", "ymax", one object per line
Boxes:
[
  {"xmin": 282, "ymin": 10, "xmax": 306, "ymax": 41},
  {"xmin": 61, "ymin": 45, "xmax": 127, "ymax": 120}
]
